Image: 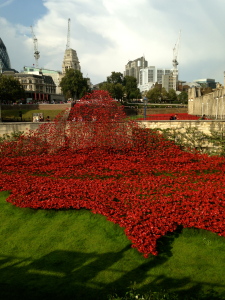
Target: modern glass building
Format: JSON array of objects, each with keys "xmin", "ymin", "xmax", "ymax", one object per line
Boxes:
[
  {"xmin": 0, "ymin": 38, "xmax": 11, "ymax": 72},
  {"xmin": 193, "ymin": 78, "xmax": 216, "ymax": 89}
]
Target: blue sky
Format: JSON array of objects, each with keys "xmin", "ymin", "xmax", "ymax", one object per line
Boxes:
[
  {"xmin": 0, "ymin": 0, "xmax": 47, "ymax": 26},
  {"xmin": 0, "ymin": 0, "xmax": 225, "ymax": 85}
]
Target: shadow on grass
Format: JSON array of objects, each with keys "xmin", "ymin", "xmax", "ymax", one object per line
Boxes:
[
  {"xmin": 0, "ymin": 239, "xmax": 224, "ymax": 300},
  {"xmin": 157, "ymin": 225, "xmax": 184, "ymax": 258}
]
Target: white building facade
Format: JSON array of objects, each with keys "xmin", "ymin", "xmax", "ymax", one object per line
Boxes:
[{"xmin": 138, "ymin": 66, "xmax": 171, "ymax": 93}]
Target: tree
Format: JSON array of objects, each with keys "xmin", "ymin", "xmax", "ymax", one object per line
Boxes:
[
  {"xmin": 146, "ymin": 86, "xmax": 161, "ymax": 102},
  {"xmin": 100, "ymin": 73, "xmax": 141, "ymax": 101},
  {"xmin": 161, "ymin": 87, "xmax": 169, "ymax": 102},
  {"xmin": 146, "ymin": 85, "xmax": 179, "ymax": 103},
  {"xmin": 107, "ymin": 72, "xmax": 124, "ymax": 85},
  {"xmin": 0, "ymin": 75, "xmax": 25, "ymax": 103},
  {"xmin": 59, "ymin": 69, "xmax": 89, "ymax": 100},
  {"xmin": 113, "ymin": 83, "xmax": 125, "ymax": 100},
  {"xmin": 123, "ymin": 76, "xmax": 141, "ymax": 100},
  {"xmin": 99, "ymin": 82, "xmax": 124, "ymax": 99},
  {"xmin": 167, "ymin": 89, "xmax": 177, "ymax": 102},
  {"xmin": 177, "ymin": 91, "xmax": 188, "ymax": 103}
]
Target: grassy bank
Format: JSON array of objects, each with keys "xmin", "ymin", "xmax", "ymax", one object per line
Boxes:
[
  {"xmin": 1, "ymin": 110, "xmax": 64, "ymax": 122},
  {"xmin": 0, "ymin": 191, "xmax": 225, "ymax": 300}
]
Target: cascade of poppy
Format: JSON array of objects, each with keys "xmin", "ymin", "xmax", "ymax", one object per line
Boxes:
[{"xmin": 0, "ymin": 90, "xmax": 225, "ymax": 257}]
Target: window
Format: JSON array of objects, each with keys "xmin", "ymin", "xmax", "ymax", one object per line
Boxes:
[{"xmin": 148, "ymin": 70, "xmax": 154, "ymax": 82}]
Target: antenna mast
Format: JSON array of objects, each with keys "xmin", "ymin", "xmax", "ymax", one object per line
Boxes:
[
  {"xmin": 30, "ymin": 26, "xmax": 40, "ymax": 68},
  {"xmin": 66, "ymin": 18, "xmax": 71, "ymax": 49}
]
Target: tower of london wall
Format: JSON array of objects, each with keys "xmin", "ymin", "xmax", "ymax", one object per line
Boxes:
[{"xmin": 188, "ymin": 86, "xmax": 225, "ymax": 119}]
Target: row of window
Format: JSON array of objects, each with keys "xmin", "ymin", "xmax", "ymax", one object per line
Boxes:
[
  {"xmin": 22, "ymin": 84, "xmax": 56, "ymax": 93},
  {"xmin": 21, "ymin": 79, "xmax": 44, "ymax": 84}
]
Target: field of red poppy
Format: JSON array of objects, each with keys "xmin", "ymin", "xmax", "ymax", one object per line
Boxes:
[
  {"xmin": 0, "ymin": 90, "xmax": 224, "ymax": 259},
  {"xmin": 1, "ymin": 189, "xmax": 225, "ymax": 300},
  {"xmin": 137, "ymin": 113, "xmax": 203, "ymax": 120}
]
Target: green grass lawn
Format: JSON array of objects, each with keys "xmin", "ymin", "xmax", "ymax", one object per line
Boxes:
[
  {"xmin": 1, "ymin": 191, "xmax": 225, "ymax": 300},
  {"xmin": 126, "ymin": 115, "xmax": 143, "ymax": 120},
  {"xmin": 2, "ymin": 110, "xmax": 64, "ymax": 122}
]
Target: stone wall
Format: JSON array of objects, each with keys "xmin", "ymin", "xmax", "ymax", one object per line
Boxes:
[
  {"xmin": 188, "ymin": 86, "xmax": 225, "ymax": 119},
  {"xmin": 1, "ymin": 120, "xmax": 225, "ymax": 137},
  {"xmin": 137, "ymin": 120, "xmax": 225, "ymax": 135},
  {"xmin": 0, "ymin": 122, "xmax": 41, "ymax": 136}
]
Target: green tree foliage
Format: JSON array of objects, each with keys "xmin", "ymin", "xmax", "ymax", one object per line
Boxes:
[
  {"xmin": 123, "ymin": 75, "xmax": 141, "ymax": 100},
  {"xmin": 0, "ymin": 75, "xmax": 25, "ymax": 102},
  {"xmin": 59, "ymin": 69, "xmax": 89, "ymax": 100},
  {"xmin": 161, "ymin": 87, "xmax": 169, "ymax": 101},
  {"xmin": 107, "ymin": 71, "xmax": 124, "ymax": 84},
  {"xmin": 100, "ymin": 72, "xmax": 141, "ymax": 101},
  {"xmin": 146, "ymin": 86, "xmax": 161, "ymax": 102},
  {"xmin": 167, "ymin": 88, "xmax": 177, "ymax": 102},
  {"xmin": 99, "ymin": 82, "xmax": 124, "ymax": 100},
  {"xmin": 177, "ymin": 91, "xmax": 188, "ymax": 103},
  {"xmin": 146, "ymin": 85, "xmax": 178, "ymax": 103}
]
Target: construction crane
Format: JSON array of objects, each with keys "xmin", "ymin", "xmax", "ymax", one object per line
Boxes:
[
  {"xmin": 172, "ymin": 30, "xmax": 181, "ymax": 91},
  {"xmin": 30, "ymin": 26, "xmax": 40, "ymax": 68},
  {"xmin": 66, "ymin": 18, "xmax": 71, "ymax": 49}
]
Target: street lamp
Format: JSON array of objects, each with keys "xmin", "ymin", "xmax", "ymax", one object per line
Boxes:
[
  {"xmin": 143, "ymin": 97, "xmax": 147, "ymax": 120},
  {"xmin": 123, "ymin": 93, "xmax": 127, "ymax": 104},
  {"xmin": 216, "ymin": 97, "xmax": 218, "ymax": 119}
]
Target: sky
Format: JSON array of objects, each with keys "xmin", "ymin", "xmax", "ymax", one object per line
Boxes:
[{"xmin": 0, "ymin": 0, "xmax": 225, "ymax": 85}]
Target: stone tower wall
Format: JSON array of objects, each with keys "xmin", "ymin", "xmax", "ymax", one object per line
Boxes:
[{"xmin": 188, "ymin": 86, "xmax": 225, "ymax": 119}]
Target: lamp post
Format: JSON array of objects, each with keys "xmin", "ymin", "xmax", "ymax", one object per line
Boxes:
[
  {"xmin": 221, "ymin": 96, "xmax": 223, "ymax": 119},
  {"xmin": 143, "ymin": 97, "xmax": 147, "ymax": 120},
  {"xmin": 123, "ymin": 93, "xmax": 127, "ymax": 104},
  {"xmin": 216, "ymin": 97, "xmax": 218, "ymax": 119},
  {"xmin": 221, "ymin": 96, "xmax": 224, "ymax": 120}
]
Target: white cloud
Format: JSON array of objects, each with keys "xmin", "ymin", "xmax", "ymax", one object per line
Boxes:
[
  {"xmin": 0, "ymin": 0, "xmax": 14, "ymax": 8},
  {"xmin": 1, "ymin": 0, "xmax": 225, "ymax": 84}
]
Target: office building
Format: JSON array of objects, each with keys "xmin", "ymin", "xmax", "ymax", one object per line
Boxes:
[
  {"xmin": 193, "ymin": 78, "xmax": 216, "ymax": 89},
  {"xmin": 138, "ymin": 66, "xmax": 171, "ymax": 93},
  {"xmin": 23, "ymin": 66, "xmax": 63, "ymax": 94},
  {"xmin": 0, "ymin": 38, "xmax": 11, "ymax": 72},
  {"xmin": 124, "ymin": 56, "xmax": 148, "ymax": 84},
  {"xmin": 14, "ymin": 72, "xmax": 57, "ymax": 102}
]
